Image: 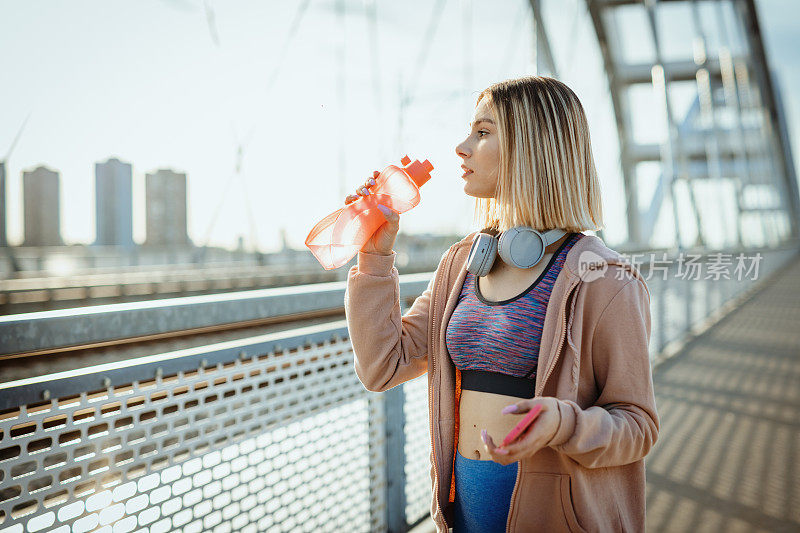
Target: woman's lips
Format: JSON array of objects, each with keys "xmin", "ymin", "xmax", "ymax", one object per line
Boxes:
[{"xmin": 461, "ymin": 169, "xmax": 473, "ymax": 179}]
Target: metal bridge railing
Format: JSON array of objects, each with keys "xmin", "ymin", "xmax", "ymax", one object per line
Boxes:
[
  {"xmin": 0, "ymin": 322, "xmax": 412, "ymax": 533},
  {"xmin": 0, "ymin": 251, "xmax": 445, "ymax": 315},
  {"xmin": 642, "ymin": 239, "xmax": 799, "ymax": 365},
  {"xmin": 0, "ymin": 239, "xmax": 797, "ymax": 533}
]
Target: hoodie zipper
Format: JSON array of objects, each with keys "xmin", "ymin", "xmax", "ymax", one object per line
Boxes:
[
  {"xmin": 539, "ymin": 278, "xmax": 580, "ymax": 395},
  {"xmin": 430, "ymin": 246, "xmax": 456, "ymax": 532},
  {"xmin": 505, "ymin": 276, "xmax": 579, "ymax": 533},
  {"xmin": 505, "ymin": 450, "xmax": 523, "ymax": 533}
]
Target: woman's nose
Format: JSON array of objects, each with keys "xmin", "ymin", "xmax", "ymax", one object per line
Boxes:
[{"xmin": 455, "ymin": 141, "xmax": 470, "ymax": 158}]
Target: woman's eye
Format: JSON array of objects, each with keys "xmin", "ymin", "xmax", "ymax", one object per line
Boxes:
[{"xmin": 477, "ymin": 130, "xmax": 489, "ymax": 137}]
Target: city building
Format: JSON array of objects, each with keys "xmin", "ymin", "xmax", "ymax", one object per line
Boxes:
[
  {"xmin": 0, "ymin": 161, "xmax": 6, "ymax": 247},
  {"xmin": 22, "ymin": 165, "xmax": 62, "ymax": 247},
  {"xmin": 145, "ymin": 168, "xmax": 190, "ymax": 246},
  {"xmin": 94, "ymin": 157, "xmax": 134, "ymax": 248}
]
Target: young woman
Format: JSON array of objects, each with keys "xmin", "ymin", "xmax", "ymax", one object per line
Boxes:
[{"xmin": 344, "ymin": 76, "xmax": 659, "ymax": 532}]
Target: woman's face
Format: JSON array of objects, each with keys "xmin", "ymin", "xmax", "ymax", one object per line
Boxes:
[{"xmin": 455, "ymin": 97, "xmax": 500, "ymax": 198}]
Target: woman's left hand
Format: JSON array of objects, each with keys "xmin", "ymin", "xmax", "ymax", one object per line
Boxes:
[{"xmin": 481, "ymin": 397, "xmax": 562, "ymax": 466}]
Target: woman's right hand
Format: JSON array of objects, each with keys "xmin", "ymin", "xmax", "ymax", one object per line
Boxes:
[{"xmin": 344, "ymin": 170, "xmax": 399, "ymax": 256}]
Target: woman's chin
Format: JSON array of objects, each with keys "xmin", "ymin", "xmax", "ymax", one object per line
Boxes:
[{"xmin": 462, "ymin": 186, "xmax": 492, "ymax": 199}]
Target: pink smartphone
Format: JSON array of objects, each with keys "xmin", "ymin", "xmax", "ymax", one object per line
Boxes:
[{"xmin": 499, "ymin": 404, "xmax": 543, "ymax": 448}]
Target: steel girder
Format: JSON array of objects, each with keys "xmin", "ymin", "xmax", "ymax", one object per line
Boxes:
[{"xmin": 582, "ymin": 0, "xmax": 799, "ymax": 249}]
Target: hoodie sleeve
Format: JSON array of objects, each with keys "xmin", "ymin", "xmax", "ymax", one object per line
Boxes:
[
  {"xmin": 344, "ymin": 248, "xmax": 449, "ymax": 392},
  {"xmin": 545, "ymin": 276, "xmax": 660, "ymax": 468}
]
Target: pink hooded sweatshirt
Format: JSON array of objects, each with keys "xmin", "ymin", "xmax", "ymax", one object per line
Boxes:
[{"xmin": 344, "ymin": 231, "xmax": 659, "ymax": 532}]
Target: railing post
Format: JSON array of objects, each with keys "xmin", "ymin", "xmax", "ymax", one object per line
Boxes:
[
  {"xmin": 705, "ymin": 271, "xmax": 712, "ymax": 323},
  {"xmin": 384, "ymin": 385, "xmax": 408, "ymax": 533},
  {"xmin": 368, "ymin": 393, "xmax": 389, "ymax": 532},
  {"xmin": 658, "ymin": 278, "xmax": 667, "ymax": 353}
]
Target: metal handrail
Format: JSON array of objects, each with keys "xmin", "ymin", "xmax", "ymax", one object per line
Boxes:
[{"xmin": 0, "ymin": 274, "xmax": 431, "ymax": 359}]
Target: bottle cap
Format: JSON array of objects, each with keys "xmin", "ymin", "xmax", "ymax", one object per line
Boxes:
[{"xmin": 404, "ymin": 158, "xmax": 434, "ymax": 188}]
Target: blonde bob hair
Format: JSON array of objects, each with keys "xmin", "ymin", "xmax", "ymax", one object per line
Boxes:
[{"xmin": 473, "ymin": 76, "xmax": 604, "ymax": 234}]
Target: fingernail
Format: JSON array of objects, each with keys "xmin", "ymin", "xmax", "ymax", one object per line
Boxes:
[
  {"xmin": 377, "ymin": 204, "xmax": 390, "ymax": 215},
  {"xmin": 369, "ymin": 178, "xmax": 375, "ymax": 185},
  {"xmin": 495, "ymin": 448, "xmax": 509, "ymax": 455},
  {"xmin": 502, "ymin": 404, "xmax": 518, "ymax": 414},
  {"xmin": 480, "ymin": 429, "xmax": 487, "ymax": 443}
]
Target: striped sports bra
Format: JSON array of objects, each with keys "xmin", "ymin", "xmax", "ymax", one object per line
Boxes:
[{"xmin": 445, "ymin": 232, "xmax": 583, "ymax": 398}]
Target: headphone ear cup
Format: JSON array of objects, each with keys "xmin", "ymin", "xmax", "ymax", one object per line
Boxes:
[
  {"xmin": 497, "ymin": 226, "xmax": 545, "ymax": 268},
  {"xmin": 466, "ymin": 233, "xmax": 498, "ymax": 277}
]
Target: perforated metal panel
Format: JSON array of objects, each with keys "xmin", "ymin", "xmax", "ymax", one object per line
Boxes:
[
  {"xmin": 401, "ymin": 377, "xmax": 431, "ymax": 524},
  {"xmin": 0, "ymin": 330, "xmax": 419, "ymax": 533}
]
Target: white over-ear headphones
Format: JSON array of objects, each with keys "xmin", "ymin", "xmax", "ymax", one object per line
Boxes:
[{"xmin": 466, "ymin": 226, "xmax": 567, "ymax": 277}]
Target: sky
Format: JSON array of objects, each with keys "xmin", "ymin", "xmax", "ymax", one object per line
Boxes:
[{"xmin": 0, "ymin": 0, "xmax": 796, "ymax": 254}]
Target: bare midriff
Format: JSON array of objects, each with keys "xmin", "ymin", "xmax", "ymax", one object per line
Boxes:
[
  {"xmin": 458, "ymin": 389, "xmax": 534, "ymax": 460},
  {"xmin": 457, "ymin": 235, "xmax": 567, "ymax": 460}
]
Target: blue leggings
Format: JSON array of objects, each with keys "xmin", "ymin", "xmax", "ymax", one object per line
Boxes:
[{"xmin": 453, "ymin": 448, "xmax": 519, "ymax": 533}]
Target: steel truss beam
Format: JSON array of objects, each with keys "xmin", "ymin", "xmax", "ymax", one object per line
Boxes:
[{"xmin": 584, "ymin": 0, "xmax": 799, "ymax": 248}]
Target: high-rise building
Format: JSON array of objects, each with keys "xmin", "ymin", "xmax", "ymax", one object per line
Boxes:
[
  {"xmin": 22, "ymin": 165, "xmax": 62, "ymax": 247},
  {"xmin": 0, "ymin": 161, "xmax": 6, "ymax": 247},
  {"xmin": 279, "ymin": 227, "xmax": 289, "ymax": 252},
  {"xmin": 145, "ymin": 168, "xmax": 190, "ymax": 246},
  {"xmin": 94, "ymin": 157, "xmax": 134, "ymax": 247}
]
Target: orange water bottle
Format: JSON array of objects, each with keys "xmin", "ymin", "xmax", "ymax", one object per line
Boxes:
[{"xmin": 305, "ymin": 155, "xmax": 434, "ymax": 270}]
